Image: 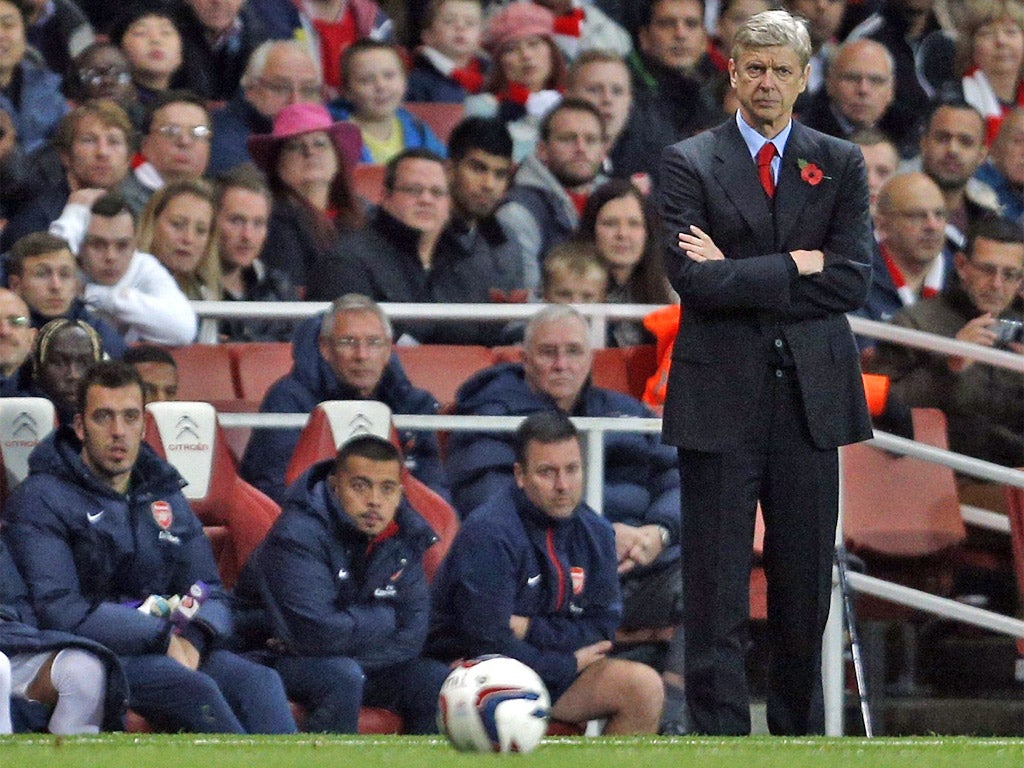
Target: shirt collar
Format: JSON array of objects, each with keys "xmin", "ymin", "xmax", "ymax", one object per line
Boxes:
[{"xmin": 735, "ymin": 110, "xmax": 793, "ymax": 161}]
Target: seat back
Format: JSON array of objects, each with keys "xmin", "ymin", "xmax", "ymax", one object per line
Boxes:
[
  {"xmin": 1005, "ymin": 478, "xmax": 1024, "ymax": 656},
  {"xmin": 0, "ymin": 398, "xmax": 56, "ymax": 502},
  {"xmin": 144, "ymin": 401, "xmax": 279, "ymax": 588},
  {"xmin": 168, "ymin": 344, "xmax": 238, "ymax": 403},
  {"xmin": 842, "ymin": 408, "xmax": 966, "ymax": 559},
  {"xmin": 283, "ymin": 401, "xmax": 459, "ymax": 582},
  {"xmin": 352, "ymin": 163, "xmax": 385, "ymax": 204},
  {"xmin": 394, "ymin": 345, "xmax": 493, "ymax": 407},
  {"xmin": 284, "ymin": 401, "xmax": 393, "ymax": 485},
  {"xmin": 404, "ymin": 102, "xmax": 465, "ymax": 143},
  {"xmin": 226, "ymin": 341, "xmax": 294, "ymax": 404},
  {"xmin": 591, "ymin": 346, "xmax": 658, "ymax": 400}
]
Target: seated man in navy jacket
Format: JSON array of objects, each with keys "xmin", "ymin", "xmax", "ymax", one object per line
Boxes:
[
  {"xmin": 428, "ymin": 412, "xmax": 663, "ymax": 733},
  {"xmin": 3, "ymin": 361, "xmax": 296, "ymax": 734},
  {"xmin": 236, "ymin": 434, "xmax": 449, "ymax": 733},
  {"xmin": 240, "ymin": 293, "xmax": 447, "ymax": 503}
]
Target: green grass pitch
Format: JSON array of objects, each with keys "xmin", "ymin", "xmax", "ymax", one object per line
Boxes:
[{"xmin": 2, "ymin": 734, "xmax": 1023, "ymax": 768}]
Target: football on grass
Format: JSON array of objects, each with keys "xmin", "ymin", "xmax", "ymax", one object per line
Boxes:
[{"xmin": 438, "ymin": 655, "xmax": 551, "ymax": 753}]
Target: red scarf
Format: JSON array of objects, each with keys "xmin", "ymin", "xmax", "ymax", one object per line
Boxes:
[
  {"xmin": 552, "ymin": 7, "xmax": 585, "ymax": 37},
  {"xmin": 451, "ymin": 58, "xmax": 484, "ymax": 94}
]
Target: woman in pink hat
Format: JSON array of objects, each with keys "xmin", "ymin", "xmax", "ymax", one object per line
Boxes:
[
  {"xmin": 464, "ymin": 2, "xmax": 568, "ymax": 160},
  {"xmin": 248, "ymin": 101, "xmax": 365, "ymax": 295}
]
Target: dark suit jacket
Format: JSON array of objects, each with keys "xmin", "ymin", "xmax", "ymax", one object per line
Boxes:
[{"xmin": 658, "ymin": 118, "xmax": 874, "ymax": 452}]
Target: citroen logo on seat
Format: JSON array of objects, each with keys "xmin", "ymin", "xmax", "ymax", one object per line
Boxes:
[
  {"xmin": 348, "ymin": 414, "xmax": 374, "ymax": 434},
  {"xmin": 11, "ymin": 412, "xmax": 38, "ymax": 440},
  {"xmin": 174, "ymin": 415, "xmax": 201, "ymax": 442}
]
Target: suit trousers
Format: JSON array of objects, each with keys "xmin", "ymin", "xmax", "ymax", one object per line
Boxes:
[{"xmin": 678, "ymin": 366, "xmax": 838, "ymax": 735}]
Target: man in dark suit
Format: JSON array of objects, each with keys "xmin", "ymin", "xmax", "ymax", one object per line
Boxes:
[{"xmin": 658, "ymin": 10, "xmax": 874, "ymax": 736}]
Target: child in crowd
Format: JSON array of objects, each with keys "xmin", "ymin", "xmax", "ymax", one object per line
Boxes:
[
  {"xmin": 541, "ymin": 240, "xmax": 608, "ymax": 304},
  {"xmin": 109, "ymin": 3, "xmax": 185, "ymax": 105},
  {"xmin": 407, "ymin": 0, "xmax": 488, "ymax": 103},
  {"xmin": 328, "ymin": 39, "xmax": 446, "ymax": 163}
]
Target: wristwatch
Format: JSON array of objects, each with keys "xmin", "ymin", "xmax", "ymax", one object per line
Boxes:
[{"xmin": 656, "ymin": 525, "xmax": 671, "ymax": 548}]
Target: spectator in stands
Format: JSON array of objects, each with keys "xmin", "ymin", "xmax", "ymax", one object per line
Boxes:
[
  {"xmin": 868, "ymin": 215, "xmax": 1023, "ymax": 468},
  {"xmin": 294, "ymin": 0, "xmax": 394, "ymax": 100},
  {"xmin": 8, "ymin": 232, "xmax": 126, "ymax": 357},
  {"xmin": 173, "ymin": 0, "xmax": 277, "ymax": 102},
  {"xmin": 406, "ymin": 0, "xmax": 488, "ymax": 103},
  {"xmin": 542, "ymin": 240, "xmax": 608, "ymax": 304},
  {"xmin": 248, "ymin": 101, "xmax": 364, "ymax": 292},
  {"xmin": 0, "ymin": 104, "xmax": 31, "ymax": 225},
  {"xmin": 215, "ymin": 165, "xmax": 298, "ymax": 343},
  {"xmin": 428, "ymin": 411, "xmax": 665, "ymax": 734},
  {"xmin": 948, "ymin": 0, "xmax": 1024, "ymax": 146},
  {"xmin": 446, "ymin": 306, "xmax": 685, "ymax": 729},
  {"xmin": 0, "ymin": 101, "xmax": 147, "ymax": 252},
  {"xmin": 109, "ymin": 3, "xmax": 186, "ymax": 106},
  {"xmin": 328, "ymin": 39, "xmax": 446, "ymax": 164},
  {"xmin": 23, "ymin": 0, "xmax": 94, "ymax": 81},
  {"xmin": 313, "ymin": 148, "xmax": 524, "ymax": 346},
  {"xmin": 50, "ymin": 191, "xmax": 197, "ymax": 345},
  {"xmin": 566, "ymin": 49, "xmax": 679, "ymax": 190},
  {"xmin": 29, "ymin": 317, "xmax": 103, "ymax": 425},
  {"xmin": 236, "ymin": 434, "xmax": 449, "ymax": 733},
  {"xmin": 466, "ymin": 2, "xmax": 567, "ymax": 161},
  {"xmin": 577, "ymin": 179, "xmax": 673, "ymax": 346},
  {"xmin": 973, "ymin": 106, "xmax": 1024, "ymax": 225},
  {"xmin": 851, "ymin": 128, "xmax": 901, "ymax": 219},
  {"xmin": 136, "ymin": 179, "xmax": 222, "ymax": 311},
  {"xmin": 801, "ymin": 38, "xmax": 917, "ymax": 158},
  {"xmin": 0, "ymin": 537, "xmax": 125, "ymax": 734},
  {"xmin": 209, "ymin": 40, "xmax": 323, "ymax": 176},
  {"xmin": 124, "ymin": 344, "xmax": 178, "ymax": 404},
  {"xmin": 240, "ymin": 294, "xmax": 446, "ymax": 504},
  {"xmin": 535, "ymin": 0, "xmax": 632, "ymax": 61},
  {"xmin": 630, "ymin": 0, "xmax": 721, "ymax": 139},
  {"xmin": 496, "ymin": 98, "xmax": 610, "ymax": 292},
  {"xmin": 133, "ymin": 91, "xmax": 213, "ymax": 194},
  {"xmin": 846, "ymin": 0, "xmax": 945, "ymax": 140},
  {"xmin": 709, "ymin": 0, "xmax": 770, "ymax": 73},
  {"xmin": 917, "ymin": 101, "xmax": 996, "ymax": 253},
  {"xmin": 0, "ymin": 0, "xmax": 69, "ymax": 154},
  {"xmin": 65, "ymin": 43, "xmax": 140, "ymax": 128},
  {"xmin": 785, "ymin": 0, "xmax": 845, "ymax": 113},
  {"xmin": 859, "ymin": 173, "xmax": 954, "ymax": 332},
  {"xmin": 0, "ymin": 288, "xmax": 35, "ymax": 396},
  {"xmin": 3, "ymin": 361, "xmax": 298, "ymax": 734}
]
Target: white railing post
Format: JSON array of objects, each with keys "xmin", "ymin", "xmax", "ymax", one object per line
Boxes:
[
  {"xmin": 583, "ymin": 427, "xmax": 605, "ymax": 514},
  {"xmin": 823, "ymin": 448, "xmax": 846, "ymax": 736}
]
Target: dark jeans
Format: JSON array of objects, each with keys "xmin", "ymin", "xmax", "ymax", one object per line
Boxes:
[
  {"xmin": 121, "ymin": 649, "xmax": 297, "ymax": 733},
  {"xmin": 275, "ymin": 655, "xmax": 449, "ymax": 734}
]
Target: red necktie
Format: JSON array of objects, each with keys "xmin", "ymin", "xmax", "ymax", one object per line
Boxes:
[{"xmin": 757, "ymin": 142, "xmax": 776, "ymax": 198}]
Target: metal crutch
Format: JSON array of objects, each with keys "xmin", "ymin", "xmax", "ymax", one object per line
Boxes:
[{"xmin": 835, "ymin": 546, "xmax": 873, "ymax": 737}]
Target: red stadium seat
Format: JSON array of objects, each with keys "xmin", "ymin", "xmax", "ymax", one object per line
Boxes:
[
  {"xmin": 591, "ymin": 346, "xmax": 658, "ymax": 401},
  {"xmin": 353, "ymin": 163, "xmax": 385, "ymax": 204},
  {"xmin": 404, "ymin": 102, "xmax": 466, "ymax": 144},
  {"xmin": 1005, "ymin": 478, "xmax": 1024, "ymax": 657},
  {"xmin": 144, "ymin": 401, "xmax": 280, "ymax": 590},
  {"xmin": 0, "ymin": 397, "xmax": 56, "ymax": 504},
  {"xmin": 168, "ymin": 344, "xmax": 239, "ymax": 403},
  {"xmin": 394, "ymin": 345, "xmax": 493, "ymax": 407},
  {"xmin": 226, "ymin": 341, "xmax": 294, "ymax": 404}
]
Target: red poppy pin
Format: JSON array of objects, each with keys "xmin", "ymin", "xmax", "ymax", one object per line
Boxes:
[{"xmin": 797, "ymin": 158, "xmax": 827, "ymax": 186}]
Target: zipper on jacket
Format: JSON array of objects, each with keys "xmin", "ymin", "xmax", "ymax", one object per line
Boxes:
[{"xmin": 545, "ymin": 528, "xmax": 566, "ymax": 609}]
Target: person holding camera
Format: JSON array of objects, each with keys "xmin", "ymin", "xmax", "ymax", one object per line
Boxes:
[{"xmin": 869, "ymin": 215, "xmax": 1024, "ymax": 469}]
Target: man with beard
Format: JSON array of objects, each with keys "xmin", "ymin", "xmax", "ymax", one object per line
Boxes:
[{"xmin": 496, "ymin": 98, "xmax": 609, "ymax": 293}]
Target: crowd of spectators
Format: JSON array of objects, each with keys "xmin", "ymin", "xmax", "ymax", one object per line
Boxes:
[{"xmin": 0, "ymin": 0, "xmax": 1021, "ymax": 739}]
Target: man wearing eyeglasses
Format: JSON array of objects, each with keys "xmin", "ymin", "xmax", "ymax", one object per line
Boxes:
[
  {"xmin": 134, "ymin": 91, "xmax": 212, "ymax": 196},
  {"xmin": 0, "ymin": 288, "xmax": 35, "ymax": 397},
  {"xmin": 240, "ymin": 294, "xmax": 446, "ymax": 504},
  {"xmin": 496, "ymin": 98, "xmax": 609, "ymax": 293},
  {"xmin": 869, "ymin": 215, "xmax": 1024, "ymax": 469},
  {"xmin": 209, "ymin": 40, "xmax": 323, "ymax": 175}
]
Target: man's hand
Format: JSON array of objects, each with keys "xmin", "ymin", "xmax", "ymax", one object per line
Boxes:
[
  {"xmin": 613, "ymin": 523, "xmax": 665, "ymax": 574},
  {"xmin": 509, "ymin": 614, "xmax": 530, "ymax": 640},
  {"xmin": 574, "ymin": 640, "xmax": 612, "ymax": 672},
  {"xmin": 949, "ymin": 313, "xmax": 998, "ymax": 372},
  {"xmin": 678, "ymin": 225, "xmax": 724, "ymax": 262},
  {"xmin": 167, "ymin": 634, "xmax": 201, "ymax": 671},
  {"xmin": 790, "ymin": 249, "xmax": 824, "ymax": 275}
]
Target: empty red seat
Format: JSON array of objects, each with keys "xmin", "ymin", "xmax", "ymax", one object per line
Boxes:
[
  {"xmin": 404, "ymin": 102, "xmax": 466, "ymax": 144},
  {"xmin": 394, "ymin": 345, "xmax": 493, "ymax": 407},
  {"xmin": 226, "ymin": 341, "xmax": 294, "ymax": 404},
  {"xmin": 168, "ymin": 344, "xmax": 238, "ymax": 403}
]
